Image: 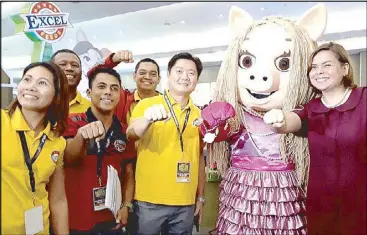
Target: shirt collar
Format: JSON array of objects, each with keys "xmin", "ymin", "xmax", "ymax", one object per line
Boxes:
[
  {"xmin": 310, "ymin": 87, "xmax": 364, "ymax": 113},
  {"xmin": 133, "ymin": 90, "xmax": 142, "ymax": 102},
  {"xmin": 85, "ymin": 107, "xmax": 122, "ymax": 130},
  {"xmin": 69, "ymin": 91, "xmax": 84, "ymax": 106},
  {"xmin": 165, "ymin": 89, "xmax": 194, "ymax": 110},
  {"xmin": 10, "ymin": 107, "xmax": 54, "ymax": 140},
  {"xmin": 133, "ymin": 89, "xmax": 161, "ymax": 102}
]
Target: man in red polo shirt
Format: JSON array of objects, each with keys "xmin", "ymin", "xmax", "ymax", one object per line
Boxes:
[
  {"xmin": 88, "ymin": 51, "xmax": 161, "ymax": 127},
  {"xmin": 63, "ymin": 66, "xmax": 135, "ymax": 234}
]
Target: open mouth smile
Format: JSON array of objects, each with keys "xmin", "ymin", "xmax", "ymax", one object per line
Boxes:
[{"xmin": 246, "ymin": 89, "xmax": 276, "ymax": 99}]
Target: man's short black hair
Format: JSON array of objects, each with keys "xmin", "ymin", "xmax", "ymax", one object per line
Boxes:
[
  {"xmin": 50, "ymin": 49, "xmax": 81, "ymax": 64},
  {"xmin": 134, "ymin": 58, "xmax": 160, "ymax": 76},
  {"xmin": 87, "ymin": 67, "xmax": 121, "ymax": 88},
  {"xmin": 167, "ymin": 52, "xmax": 203, "ymax": 77}
]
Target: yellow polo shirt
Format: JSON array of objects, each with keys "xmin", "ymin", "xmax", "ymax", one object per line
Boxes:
[
  {"xmin": 1, "ymin": 108, "xmax": 66, "ymax": 235},
  {"xmin": 69, "ymin": 91, "xmax": 91, "ymax": 114},
  {"xmin": 131, "ymin": 90, "xmax": 201, "ymax": 205}
]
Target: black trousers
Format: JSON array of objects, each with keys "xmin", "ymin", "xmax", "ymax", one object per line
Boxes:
[{"xmin": 70, "ymin": 221, "xmax": 127, "ymax": 235}]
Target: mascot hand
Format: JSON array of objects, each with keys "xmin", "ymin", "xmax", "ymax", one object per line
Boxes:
[
  {"xmin": 199, "ymin": 102, "xmax": 236, "ymax": 143},
  {"xmin": 263, "ymin": 109, "xmax": 285, "ymax": 129},
  {"xmin": 112, "ymin": 50, "xmax": 134, "ymax": 63}
]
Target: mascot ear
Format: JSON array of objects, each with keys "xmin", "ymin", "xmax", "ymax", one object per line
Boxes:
[
  {"xmin": 76, "ymin": 28, "xmax": 88, "ymax": 42},
  {"xmin": 229, "ymin": 6, "xmax": 253, "ymax": 38},
  {"xmin": 296, "ymin": 3, "xmax": 327, "ymax": 41}
]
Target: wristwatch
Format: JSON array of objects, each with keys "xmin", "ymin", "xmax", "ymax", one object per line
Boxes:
[
  {"xmin": 120, "ymin": 202, "xmax": 133, "ymax": 212},
  {"xmin": 197, "ymin": 196, "xmax": 206, "ymax": 205}
]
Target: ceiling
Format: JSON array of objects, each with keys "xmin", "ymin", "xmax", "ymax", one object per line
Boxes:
[{"xmin": 2, "ymin": 1, "xmax": 366, "ymax": 75}]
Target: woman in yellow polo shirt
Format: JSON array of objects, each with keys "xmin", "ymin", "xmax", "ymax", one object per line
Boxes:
[{"xmin": 1, "ymin": 62, "xmax": 69, "ymax": 234}]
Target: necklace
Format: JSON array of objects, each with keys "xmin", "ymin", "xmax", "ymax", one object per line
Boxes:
[
  {"xmin": 321, "ymin": 87, "xmax": 351, "ymax": 108},
  {"xmin": 241, "ymin": 105, "xmax": 266, "ymax": 118}
]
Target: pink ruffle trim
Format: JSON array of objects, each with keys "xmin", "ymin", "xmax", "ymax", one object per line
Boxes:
[
  {"xmin": 221, "ymin": 181, "xmax": 305, "ymax": 203},
  {"xmin": 216, "ymin": 167, "xmax": 307, "ymax": 234},
  {"xmin": 223, "ymin": 167, "xmax": 301, "ymax": 188},
  {"xmin": 217, "ymin": 217, "xmax": 307, "ymax": 235}
]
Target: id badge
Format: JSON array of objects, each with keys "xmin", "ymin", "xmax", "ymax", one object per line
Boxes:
[
  {"xmin": 176, "ymin": 162, "xmax": 190, "ymax": 183},
  {"xmin": 25, "ymin": 205, "xmax": 44, "ymax": 234},
  {"xmin": 92, "ymin": 187, "xmax": 108, "ymax": 211}
]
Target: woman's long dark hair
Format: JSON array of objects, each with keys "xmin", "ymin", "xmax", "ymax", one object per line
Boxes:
[{"xmin": 8, "ymin": 62, "xmax": 69, "ymax": 136}]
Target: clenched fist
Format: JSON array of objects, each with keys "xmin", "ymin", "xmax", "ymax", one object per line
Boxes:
[
  {"xmin": 112, "ymin": 50, "xmax": 134, "ymax": 63},
  {"xmin": 144, "ymin": 104, "xmax": 170, "ymax": 123},
  {"xmin": 77, "ymin": 121, "xmax": 105, "ymax": 142},
  {"xmin": 263, "ymin": 109, "xmax": 286, "ymax": 129}
]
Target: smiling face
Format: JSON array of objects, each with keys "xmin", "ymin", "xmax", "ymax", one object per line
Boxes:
[
  {"xmin": 309, "ymin": 50, "xmax": 349, "ymax": 92},
  {"xmin": 134, "ymin": 62, "xmax": 160, "ymax": 91},
  {"xmin": 53, "ymin": 52, "xmax": 82, "ymax": 89},
  {"xmin": 87, "ymin": 72, "xmax": 121, "ymax": 113},
  {"xmin": 237, "ymin": 24, "xmax": 294, "ymax": 111},
  {"xmin": 168, "ymin": 59, "xmax": 198, "ymax": 96},
  {"xmin": 17, "ymin": 66, "xmax": 56, "ymax": 112}
]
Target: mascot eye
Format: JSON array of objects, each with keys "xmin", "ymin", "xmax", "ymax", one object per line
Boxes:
[
  {"xmin": 239, "ymin": 55, "xmax": 255, "ymax": 69},
  {"xmin": 275, "ymin": 57, "xmax": 290, "ymax": 71}
]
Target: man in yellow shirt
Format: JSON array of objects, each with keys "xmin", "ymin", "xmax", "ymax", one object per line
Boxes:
[
  {"xmin": 127, "ymin": 52, "xmax": 206, "ymax": 234},
  {"xmin": 50, "ymin": 49, "xmax": 91, "ymax": 113}
]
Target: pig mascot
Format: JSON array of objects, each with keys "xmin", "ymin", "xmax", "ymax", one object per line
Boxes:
[{"xmin": 199, "ymin": 4, "xmax": 327, "ymax": 234}]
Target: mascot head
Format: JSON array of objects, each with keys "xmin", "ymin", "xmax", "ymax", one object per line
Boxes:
[
  {"xmin": 210, "ymin": 4, "xmax": 327, "ymax": 188},
  {"xmin": 214, "ymin": 3, "xmax": 327, "ymax": 113}
]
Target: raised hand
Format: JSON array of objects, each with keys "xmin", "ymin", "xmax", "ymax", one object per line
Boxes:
[
  {"xmin": 77, "ymin": 121, "xmax": 105, "ymax": 142},
  {"xmin": 144, "ymin": 104, "xmax": 170, "ymax": 123},
  {"xmin": 112, "ymin": 50, "xmax": 134, "ymax": 63}
]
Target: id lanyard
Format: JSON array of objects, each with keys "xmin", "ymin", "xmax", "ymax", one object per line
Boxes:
[
  {"xmin": 18, "ymin": 131, "xmax": 47, "ymax": 206},
  {"xmin": 163, "ymin": 92, "xmax": 191, "ymax": 159},
  {"xmin": 96, "ymin": 129, "xmax": 114, "ymax": 186}
]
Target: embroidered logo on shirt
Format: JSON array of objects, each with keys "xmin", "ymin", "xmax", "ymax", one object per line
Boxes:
[
  {"xmin": 51, "ymin": 151, "xmax": 59, "ymax": 163},
  {"xmin": 114, "ymin": 140, "xmax": 126, "ymax": 152}
]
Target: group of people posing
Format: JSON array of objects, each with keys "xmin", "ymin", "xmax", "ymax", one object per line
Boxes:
[{"xmin": 1, "ymin": 41, "xmax": 366, "ymax": 235}]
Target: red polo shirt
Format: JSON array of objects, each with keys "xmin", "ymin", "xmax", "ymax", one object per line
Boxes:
[
  {"xmin": 63, "ymin": 108, "xmax": 135, "ymax": 231},
  {"xmin": 295, "ymin": 87, "xmax": 366, "ymax": 235}
]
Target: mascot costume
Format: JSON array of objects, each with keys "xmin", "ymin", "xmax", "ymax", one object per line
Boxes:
[{"xmin": 200, "ymin": 4, "xmax": 327, "ymax": 234}]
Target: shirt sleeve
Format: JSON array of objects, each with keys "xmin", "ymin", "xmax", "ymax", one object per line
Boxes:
[
  {"xmin": 86, "ymin": 53, "xmax": 120, "ymax": 78},
  {"xmin": 114, "ymin": 89, "xmax": 128, "ymax": 125},
  {"xmin": 103, "ymin": 53, "xmax": 120, "ymax": 69},
  {"xmin": 62, "ymin": 115, "xmax": 81, "ymax": 139},
  {"xmin": 293, "ymin": 104, "xmax": 309, "ymax": 121},
  {"xmin": 56, "ymin": 138, "xmax": 66, "ymax": 168},
  {"xmin": 293, "ymin": 104, "xmax": 309, "ymax": 137},
  {"xmin": 123, "ymin": 140, "xmax": 137, "ymax": 160}
]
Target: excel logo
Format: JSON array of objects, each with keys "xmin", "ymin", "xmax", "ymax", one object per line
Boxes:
[{"xmin": 21, "ymin": 2, "xmax": 72, "ymax": 43}]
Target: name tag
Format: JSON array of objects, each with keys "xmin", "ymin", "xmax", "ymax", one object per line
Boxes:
[
  {"xmin": 176, "ymin": 162, "xmax": 190, "ymax": 183},
  {"xmin": 25, "ymin": 205, "xmax": 44, "ymax": 234},
  {"xmin": 92, "ymin": 187, "xmax": 108, "ymax": 211}
]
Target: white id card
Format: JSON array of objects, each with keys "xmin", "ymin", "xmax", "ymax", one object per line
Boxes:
[
  {"xmin": 176, "ymin": 162, "xmax": 191, "ymax": 183},
  {"xmin": 25, "ymin": 205, "xmax": 44, "ymax": 235},
  {"xmin": 93, "ymin": 187, "xmax": 108, "ymax": 211}
]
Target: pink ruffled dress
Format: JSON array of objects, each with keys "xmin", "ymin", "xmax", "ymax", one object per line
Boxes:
[{"xmin": 201, "ymin": 104, "xmax": 307, "ymax": 235}]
